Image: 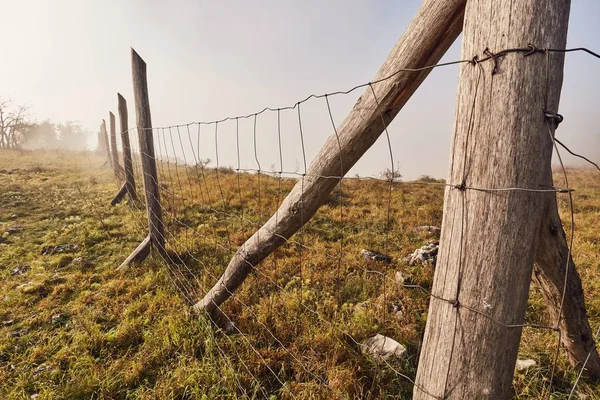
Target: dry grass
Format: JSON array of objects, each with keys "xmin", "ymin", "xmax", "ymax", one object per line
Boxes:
[{"xmin": 0, "ymin": 149, "xmax": 598, "ymax": 399}]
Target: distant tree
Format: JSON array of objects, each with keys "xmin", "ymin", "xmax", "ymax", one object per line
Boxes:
[
  {"xmin": 56, "ymin": 121, "xmax": 90, "ymax": 150},
  {"xmin": 379, "ymin": 162, "xmax": 403, "ymax": 183},
  {"xmin": 22, "ymin": 120, "xmax": 59, "ymax": 149},
  {"xmin": 0, "ymin": 98, "xmax": 32, "ymax": 149}
]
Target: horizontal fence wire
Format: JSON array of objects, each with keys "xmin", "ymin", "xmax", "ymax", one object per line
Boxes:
[{"xmin": 104, "ymin": 45, "xmax": 600, "ymax": 399}]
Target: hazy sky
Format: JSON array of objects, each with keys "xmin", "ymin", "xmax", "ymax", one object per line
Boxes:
[{"xmin": 1, "ymin": 0, "xmax": 599, "ymax": 179}]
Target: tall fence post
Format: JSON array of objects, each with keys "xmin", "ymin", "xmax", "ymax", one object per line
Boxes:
[
  {"xmin": 119, "ymin": 48, "xmax": 166, "ymax": 268},
  {"xmin": 413, "ymin": 0, "xmax": 571, "ymax": 398},
  {"xmin": 111, "ymin": 94, "xmax": 139, "ymax": 205}
]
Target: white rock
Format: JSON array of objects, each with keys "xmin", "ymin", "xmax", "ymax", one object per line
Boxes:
[
  {"xmin": 395, "ymin": 271, "xmax": 406, "ymax": 285},
  {"xmin": 362, "ymin": 334, "xmax": 407, "ymax": 362},
  {"xmin": 515, "ymin": 359, "xmax": 536, "ymax": 371}
]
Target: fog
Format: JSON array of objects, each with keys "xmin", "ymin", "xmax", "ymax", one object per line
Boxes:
[{"xmin": 1, "ymin": 1, "xmax": 599, "ymax": 178}]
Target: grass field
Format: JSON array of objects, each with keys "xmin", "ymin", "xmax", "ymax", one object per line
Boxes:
[{"xmin": 0, "ymin": 149, "xmax": 598, "ymax": 399}]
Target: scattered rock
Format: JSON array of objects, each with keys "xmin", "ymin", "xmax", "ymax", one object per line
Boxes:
[
  {"xmin": 51, "ymin": 314, "xmax": 68, "ymax": 325},
  {"xmin": 32, "ymin": 364, "xmax": 50, "ymax": 375},
  {"xmin": 10, "ymin": 214, "xmax": 18, "ymax": 219},
  {"xmin": 406, "ymin": 241, "xmax": 439, "ymax": 266},
  {"xmin": 389, "ymin": 303, "xmax": 404, "ymax": 321},
  {"xmin": 224, "ymin": 320, "xmax": 237, "ymax": 336},
  {"xmin": 6, "ymin": 328, "xmax": 28, "ymax": 338},
  {"xmin": 41, "ymin": 243, "xmax": 80, "ymax": 255},
  {"xmin": 361, "ymin": 249, "xmax": 392, "ymax": 264},
  {"xmin": 362, "ymin": 334, "xmax": 407, "ymax": 362},
  {"xmin": 6, "ymin": 226, "xmax": 23, "ymax": 234},
  {"xmin": 11, "ymin": 265, "xmax": 30, "ymax": 276},
  {"xmin": 413, "ymin": 225, "xmax": 441, "ymax": 236},
  {"xmin": 515, "ymin": 359, "xmax": 536, "ymax": 372},
  {"xmin": 395, "ymin": 271, "xmax": 412, "ymax": 286},
  {"xmin": 2, "ymin": 320, "xmax": 14, "ymax": 326},
  {"xmin": 16, "ymin": 282, "xmax": 35, "ymax": 292}
]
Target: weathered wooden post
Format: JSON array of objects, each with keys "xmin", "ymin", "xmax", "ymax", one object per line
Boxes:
[
  {"xmin": 109, "ymin": 112, "xmax": 124, "ymax": 179},
  {"xmin": 97, "ymin": 131, "xmax": 104, "ymax": 153},
  {"xmin": 101, "ymin": 119, "xmax": 111, "ymax": 166},
  {"xmin": 111, "ymin": 94, "xmax": 139, "ymax": 205},
  {"xmin": 413, "ymin": 0, "xmax": 571, "ymax": 398},
  {"xmin": 119, "ymin": 49, "xmax": 166, "ymax": 268}
]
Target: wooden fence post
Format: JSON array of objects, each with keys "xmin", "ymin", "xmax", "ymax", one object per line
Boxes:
[
  {"xmin": 119, "ymin": 49, "xmax": 166, "ymax": 268},
  {"xmin": 413, "ymin": 0, "xmax": 571, "ymax": 398},
  {"xmin": 109, "ymin": 112, "xmax": 124, "ymax": 179},
  {"xmin": 111, "ymin": 94, "xmax": 139, "ymax": 205},
  {"xmin": 101, "ymin": 119, "xmax": 111, "ymax": 166}
]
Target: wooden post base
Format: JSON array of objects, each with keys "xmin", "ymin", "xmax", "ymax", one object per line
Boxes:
[{"xmin": 118, "ymin": 234, "xmax": 151, "ymax": 270}]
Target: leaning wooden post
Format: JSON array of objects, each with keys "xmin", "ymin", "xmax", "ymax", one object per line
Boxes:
[
  {"xmin": 193, "ymin": 0, "xmax": 467, "ymax": 315},
  {"xmin": 111, "ymin": 94, "xmax": 139, "ymax": 205},
  {"xmin": 109, "ymin": 112, "xmax": 124, "ymax": 179},
  {"xmin": 119, "ymin": 49, "xmax": 166, "ymax": 268},
  {"xmin": 413, "ymin": 0, "xmax": 571, "ymax": 398}
]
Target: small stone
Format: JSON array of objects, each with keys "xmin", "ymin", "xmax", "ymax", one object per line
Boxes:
[
  {"xmin": 361, "ymin": 249, "xmax": 392, "ymax": 264},
  {"xmin": 10, "ymin": 214, "xmax": 18, "ymax": 219},
  {"xmin": 52, "ymin": 314, "xmax": 67, "ymax": 325},
  {"xmin": 406, "ymin": 241, "xmax": 439, "ymax": 266},
  {"xmin": 11, "ymin": 265, "xmax": 30, "ymax": 276},
  {"xmin": 395, "ymin": 271, "xmax": 407, "ymax": 285},
  {"xmin": 515, "ymin": 359, "xmax": 536, "ymax": 371},
  {"xmin": 33, "ymin": 364, "xmax": 49, "ymax": 375},
  {"xmin": 16, "ymin": 282, "xmax": 34, "ymax": 292},
  {"xmin": 41, "ymin": 243, "xmax": 79, "ymax": 255},
  {"xmin": 224, "ymin": 320, "xmax": 237, "ymax": 336},
  {"xmin": 362, "ymin": 334, "xmax": 407, "ymax": 362},
  {"xmin": 393, "ymin": 310, "xmax": 404, "ymax": 322},
  {"xmin": 6, "ymin": 226, "xmax": 23, "ymax": 234},
  {"xmin": 2, "ymin": 320, "xmax": 14, "ymax": 326},
  {"xmin": 6, "ymin": 328, "xmax": 28, "ymax": 338},
  {"xmin": 30, "ymin": 394, "xmax": 39, "ymax": 399}
]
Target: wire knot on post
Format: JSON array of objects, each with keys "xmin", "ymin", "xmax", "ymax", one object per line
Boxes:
[
  {"xmin": 483, "ymin": 48, "xmax": 499, "ymax": 75},
  {"xmin": 524, "ymin": 43, "xmax": 542, "ymax": 57},
  {"xmin": 454, "ymin": 180, "xmax": 467, "ymax": 192},
  {"xmin": 544, "ymin": 110, "xmax": 564, "ymax": 127}
]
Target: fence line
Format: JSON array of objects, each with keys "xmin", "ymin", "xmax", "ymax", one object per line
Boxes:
[{"xmin": 98, "ymin": 45, "xmax": 600, "ymax": 398}]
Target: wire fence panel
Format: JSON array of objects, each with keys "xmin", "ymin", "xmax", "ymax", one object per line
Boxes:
[{"xmin": 108, "ymin": 46, "xmax": 600, "ymax": 399}]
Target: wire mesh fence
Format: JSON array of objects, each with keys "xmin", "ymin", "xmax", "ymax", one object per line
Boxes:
[{"xmin": 101, "ymin": 45, "xmax": 600, "ymax": 398}]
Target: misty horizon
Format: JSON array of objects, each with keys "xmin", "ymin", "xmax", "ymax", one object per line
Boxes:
[{"xmin": 1, "ymin": 1, "xmax": 599, "ymax": 179}]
